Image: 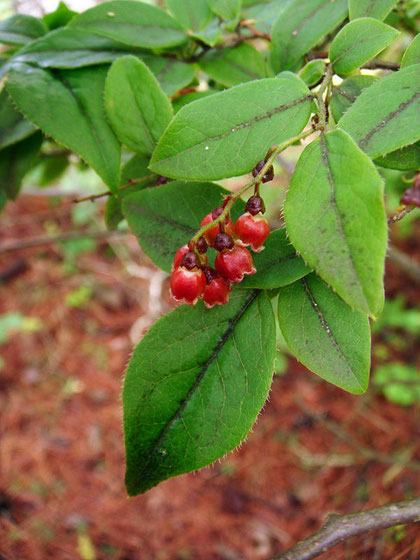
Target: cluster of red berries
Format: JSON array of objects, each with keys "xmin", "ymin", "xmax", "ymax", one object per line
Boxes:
[{"xmin": 170, "ymin": 188, "xmax": 271, "ymax": 308}]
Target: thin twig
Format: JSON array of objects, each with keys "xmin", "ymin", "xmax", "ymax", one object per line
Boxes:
[
  {"xmin": 272, "ymin": 497, "xmax": 420, "ymax": 560},
  {"xmin": 0, "ymin": 230, "xmax": 128, "ymax": 254},
  {"xmin": 361, "ymin": 58, "xmax": 401, "ymax": 71},
  {"xmin": 72, "ymin": 176, "xmax": 156, "ymax": 203},
  {"xmin": 388, "ymin": 205, "xmax": 416, "ymax": 225}
]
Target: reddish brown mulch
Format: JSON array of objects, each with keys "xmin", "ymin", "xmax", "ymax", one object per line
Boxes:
[{"xmin": 0, "ymin": 196, "xmax": 419, "ymax": 560}]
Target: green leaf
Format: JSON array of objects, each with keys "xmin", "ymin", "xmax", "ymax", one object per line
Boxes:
[
  {"xmin": 298, "ymin": 59, "xmax": 326, "ymax": 87},
  {"xmin": 0, "ymin": 89, "xmax": 37, "ymax": 150},
  {"xmin": 0, "ymin": 14, "xmax": 47, "ymax": 46},
  {"xmin": 38, "ymin": 154, "xmax": 69, "ymax": 186},
  {"xmin": 349, "ymin": 0, "xmax": 397, "ymax": 21},
  {"xmin": 6, "ymin": 63, "xmax": 121, "ymax": 193},
  {"xmin": 330, "ymin": 75, "xmax": 378, "ymax": 123},
  {"xmin": 13, "ymin": 28, "xmax": 147, "ymax": 69},
  {"xmin": 105, "ymin": 195, "xmax": 124, "ymax": 230},
  {"xmin": 338, "ymin": 63, "xmax": 420, "ymax": 159},
  {"xmin": 166, "ymin": 0, "xmax": 212, "ymax": 31},
  {"xmin": 69, "ymin": 1, "xmax": 188, "ymax": 50},
  {"xmin": 239, "ymin": 228, "xmax": 310, "ymax": 289},
  {"xmin": 0, "ymin": 131, "xmax": 43, "ymax": 199},
  {"xmin": 207, "ymin": 0, "xmax": 242, "ymax": 21},
  {"xmin": 43, "ymin": 1, "xmax": 77, "ymax": 30},
  {"xmin": 122, "ymin": 180, "xmax": 244, "ymax": 272},
  {"xmin": 199, "ymin": 43, "xmax": 271, "ymax": 87},
  {"xmin": 105, "ymin": 56, "xmax": 173, "ymax": 156},
  {"xmin": 270, "ymin": 0, "xmax": 348, "ymax": 73},
  {"xmin": 150, "ymin": 76, "xmax": 312, "ymax": 181},
  {"xmin": 123, "ymin": 289, "xmax": 276, "ymax": 495},
  {"xmin": 401, "ymin": 33, "xmax": 420, "ymax": 68},
  {"xmin": 190, "ymin": 18, "xmax": 221, "ymax": 47},
  {"xmin": 121, "ymin": 154, "xmax": 157, "ymax": 187},
  {"xmin": 277, "ymin": 273, "xmax": 370, "ymax": 394},
  {"xmin": 374, "ymin": 142, "xmax": 420, "ymax": 170},
  {"xmin": 140, "ymin": 55, "xmax": 195, "ymax": 96},
  {"xmin": 172, "ymin": 90, "xmax": 216, "ymax": 113},
  {"xmin": 243, "ymin": 0, "xmax": 295, "ymax": 34},
  {"xmin": 330, "ymin": 18, "xmax": 399, "ymax": 76},
  {"xmin": 284, "ymin": 129, "xmax": 387, "ymax": 316},
  {"xmin": 374, "ymin": 364, "xmax": 420, "ymax": 406}
]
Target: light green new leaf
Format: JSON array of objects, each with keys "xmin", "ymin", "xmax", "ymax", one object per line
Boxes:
[
  {"xmin": 374, "ymin": 142, "xmax": 420, "ymax": 171},
  {"xmin": 0, "ymin": 89, "xmax": 37, "ymax": 150},
  {"xmin": 199, "ymin": 43, "xmax": 271, "ymax": 87},
  {"xmin": 189, "ymin": 18, "xmax": 221, "ymax": 47},
  {"xmin": 239, "ymin": 228, "xmax": 310, "ymax": 289},
  {"xmin": 349, "ymin": 0, "xmax": 397, "ymax": 21},
  {"xmin": 284, "ymin": 129, "xmax": 387, "ymax": 316},
  {"xmin": 338, "ymin": 63, "xmax": 420, "ymax": 159},
  {"xmin": 330, "ymin": 18, "xmax": 399, "ymax": 76},
  {"xmin": 298, "ymin": 59, "xmax": 326, "ymax": 87},
  {"xmin": 330, "ymin": 75, "xmax": 378, "ymax": 123},
  {"xmin": 105, "ymin": 56, "xmax": 173, "ymax": 156},
  {"xmin": 278, "ymin": 273, "xmax": 371, "ymax": 394},
  {"xmin": 69, "ymin": 1, "xmax": 187, "ymax": 49},
  {"xmin": 0, "ymin": 14, "xmax": 47, "ymax": 46},
  {"xmin": 6, "ymin": 63, "xmax": 121, "ymax": 192},
  {"xmin": 124, "ymin": 289, "xmax": 276, "ymax": 495},
  {"xmin": 207, "ymin": 0, "xmax": 242, "ymax": 21},
  {"xmin": 150, "ymin": 76, "xmax": 312, "ymax": 181},
  {"xmin": 0, "ymin": 131, "xmax": 43, "ymax": 199},
  {"xmin": 166, "ymin": 0, "xmax": 212, "ymax": 31},
  {"xmin": 401, "ymin": 34, "xmax": 420, "ymax": 68},
  {"xmin": 270, "ymin": 0, "xmax": 348, "ymax": 73},
  {"xmin": 122, "ymin": 180, "xmax": 244, "ymax": 272},
  {"xmin": 140, "ymin": 55, "xmax": 195, "ymax": 96}
]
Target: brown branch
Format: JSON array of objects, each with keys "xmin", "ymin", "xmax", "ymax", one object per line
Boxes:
[
  {"xmin": 0, "ymin": 230, "xmax": 128, "ymax": 254},
  {"xmin": 273, "ymin": 497, "xmax": 420, "ymax": 560},
  {"xmin": 361, "ymin": 58, "xmax": 401, "ymax": 71},
  {"xmin": 72, "ymin": 175, "xmax": 156, "ymax": 203},
  {"xmin": 387, "ymin": 204, "xmax": 416, "ymax": 225}
]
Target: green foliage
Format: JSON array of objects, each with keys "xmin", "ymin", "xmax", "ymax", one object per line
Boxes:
[
  {"xmin": 207, "ymin": 0, "xmax": 242, "ymax": 21},
  {"xmin": 329, "ymin": 18, "xmax": 399, "ymax": 76},
  {"xmin": 123, "ymin": 289, "xmax": 276, "ymax": 495},
  {"xmin": 165, "ymin": 0, "xmax": 212, "ymax": 32},
  {"xmin": 374, "ymin": 364, "xmax": 420, "ymax": 406},
  {"xmin": 0, "ymin": 88, "xmax": 37, "ymax": 150},
  {"xmin": 349, "ymin": 0, "xmax": 397, "ymax": 21},
  {"xmin": 298, "ymin": 59, "xmax": 326, "ymax": 87},
  {"xmin": 330, "ymin": 75, "xmax": 378, "ymax": 123},
  {"xmin": 278, "ymin": 273, "xmax": 371, "ymax": 394},
  {"xmin": 0, "ymin": 14, "xmax": 47, "ymax": 45},
  {"xmin": 401, "ymin": 33, "xmax": 420, "ymax": 68}
]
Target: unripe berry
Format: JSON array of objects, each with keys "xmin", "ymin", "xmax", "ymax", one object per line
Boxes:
[
  {"xmin": 170, "ymin": 267, "xmax": 205, "ymax": 306},
  {"xmin": 214, "ymin": 232, "xmax": 234, "ymax": 252},
  {"xmin": 234, "ymin": 213, "xmax": 270, "ymax": 252},
  {"xmin": 200, "ymin": 211, "xmax": 234, "ymax": 247},
  {"xmin": 215, "ymin": 245, "xmax": 256, "ymax": 284},
  {"xmin": 252, "ymin": 160, "xmax": 274, "ymax": 183}
]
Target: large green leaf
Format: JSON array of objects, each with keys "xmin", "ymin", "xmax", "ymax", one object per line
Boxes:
[
  {"xmin": 199, "ymin": 43, "xmax": 271, "ymax": 87},
  {"xmin": 270, "ymin": 0, "xmax": 348, "ymax": 73},
  {"xmin": 284, "ymin": 129, "xmax": 387, "ymax": 316},
  {"xmin": 243, "ymin": 0, "xmax": 294, "ymax": 34},
  {"xmin": 0, "ymin": 89, "xmax": 37, "ymax": 150},
  {"xmin": 0, "ymin": 131, "xmax": 43, "ymax": 200},
  {"xmin": 6, "ymin": 63, "xmax": 121, "ymax": 192},
  {"xmin": 330, "ymin": 18, "xmax": 399, "ymax": 76},
  {"xmin": 150, "ymin": 76, "xmax": 312, "ymax": 181},
  {"xmin": 401, "ymin": 33, "xmax": 420, "ymax": 68},
  {"xmin": 69, "ymin": 1, "xmax": 187, "ymax": 49},
  {"xmin": 122, "ymin": 180, "xmax": 244, "ymax": 272},
  {"xmin": 0, "ymin": 14, "xmax": 47, "ymax": 46},
  {"xmin": 105, "ymin": 56, "xmax": 173, "ymax": 156},
  {"xmin": 278, "ymin": 273, "xmax": 370, "ymax": 394},
  {"xmin": 166, "ymin": 0, "xmax": 212, "ymax": 31},
  {"xmin": 140, "ymin": 55, "xmax": 195, "ymax": 96},
  {"xmin": 374, "ymin": 142, "xmax": 420, "ymax": 170},
  {"xmin": 239, "ymin": 228, "xmax": 310, "ymax": 289},
  {"xmin": 207, "ymin": 0, "xmax": 242, "ymax": 21},
  {"xmin": 13, "ymin": 28, "xmax": 146, "ymax": 69},
  {"xmin": 349, "ymin": 0, "xmax": 397, "ymax": 20},
  {"xmin": 43, "ymin": 1, "xmax": 78, "ymax": 30},
  {"xmin": 330, "ymin": 75, "xmax": 378, "ymax": 123},
  {"xmin": 123, "ymin": 289, "xmax": 276, "ymax": 495},
  {"xmin": 338, "ymin": 64, "xmax": 420, "ymax": 158}
]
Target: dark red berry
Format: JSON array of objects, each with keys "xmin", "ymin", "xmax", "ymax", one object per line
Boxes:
[
  {"xmin": 245, "ymin": 195, "xmax": 265, "ymax": 216},
  {"xmin": 180, "ymin": 251, "xmax": 200, "ymax": 270},
  {"xmin": 170, "ymin": 267, "xmax": 205, "ymax": 306},
  {"xmin": 401, "ymin": 187, "xmax": 420, "ymax": 208},
  {"xmin": 215, "ymin": 244, "xmax": 256, "ymax": 283},
  {"xmin": 202, "ymin": 276, "xmax": 231, "ymax": 308},
  {"xmin": 234, "ymin": 213, "xmax": 270, "ymax": 252},
  {"xmin": 172, "ymin": 244, "xmax": 189, "ymax": 271},
  {"xmin": 214, "ymin": 232, "xmax": 235, "ymax": 252},
  {"xmin": 252, "ymin": 160, "xmax": 274, "ymax": 183},
  {"xmin": 195, "ymin": 236, "xmax": 208, "ymax": 254},
  {"xmin": 200, "ymin": 212, "xmax": 234, "ymax": 247},
  {"xmin": 156, "ymin": 175, "xmax": 168, "ymax": 186}
]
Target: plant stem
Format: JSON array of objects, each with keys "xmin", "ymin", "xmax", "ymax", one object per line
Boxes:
[
  {"xmin": 73, "ymin": 176, "xmax": 156, "ymax": 203},
  {"xmin": 316, "ymin": 64, "xmax": 333, "ymax": 131},
  {"xmin": 190, "ymin": 128, "xmax": 316, "ymax": 245}
]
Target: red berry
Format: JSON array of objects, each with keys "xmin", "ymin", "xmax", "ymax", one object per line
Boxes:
[
  {"xmin": 234, "ymin": 213, "xmax": 270, "ymax": 252},
  {"xmin": 172, "ymin": 244, "xmax": 189, "ymax": 270},
  {"xmin": 202, "ymin": 276, "xmax": 231, "ymax": 308},
  {"xmin": 200, "ymin": 212, "xmax": 234, "ymax": 247},
  {"xmin": 215, "ymin": 245, "xmax": 256, "ymax": 284},
  {"xmin": 170, "ymin": 267, "xmax": 205, "ymax": 306}
]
